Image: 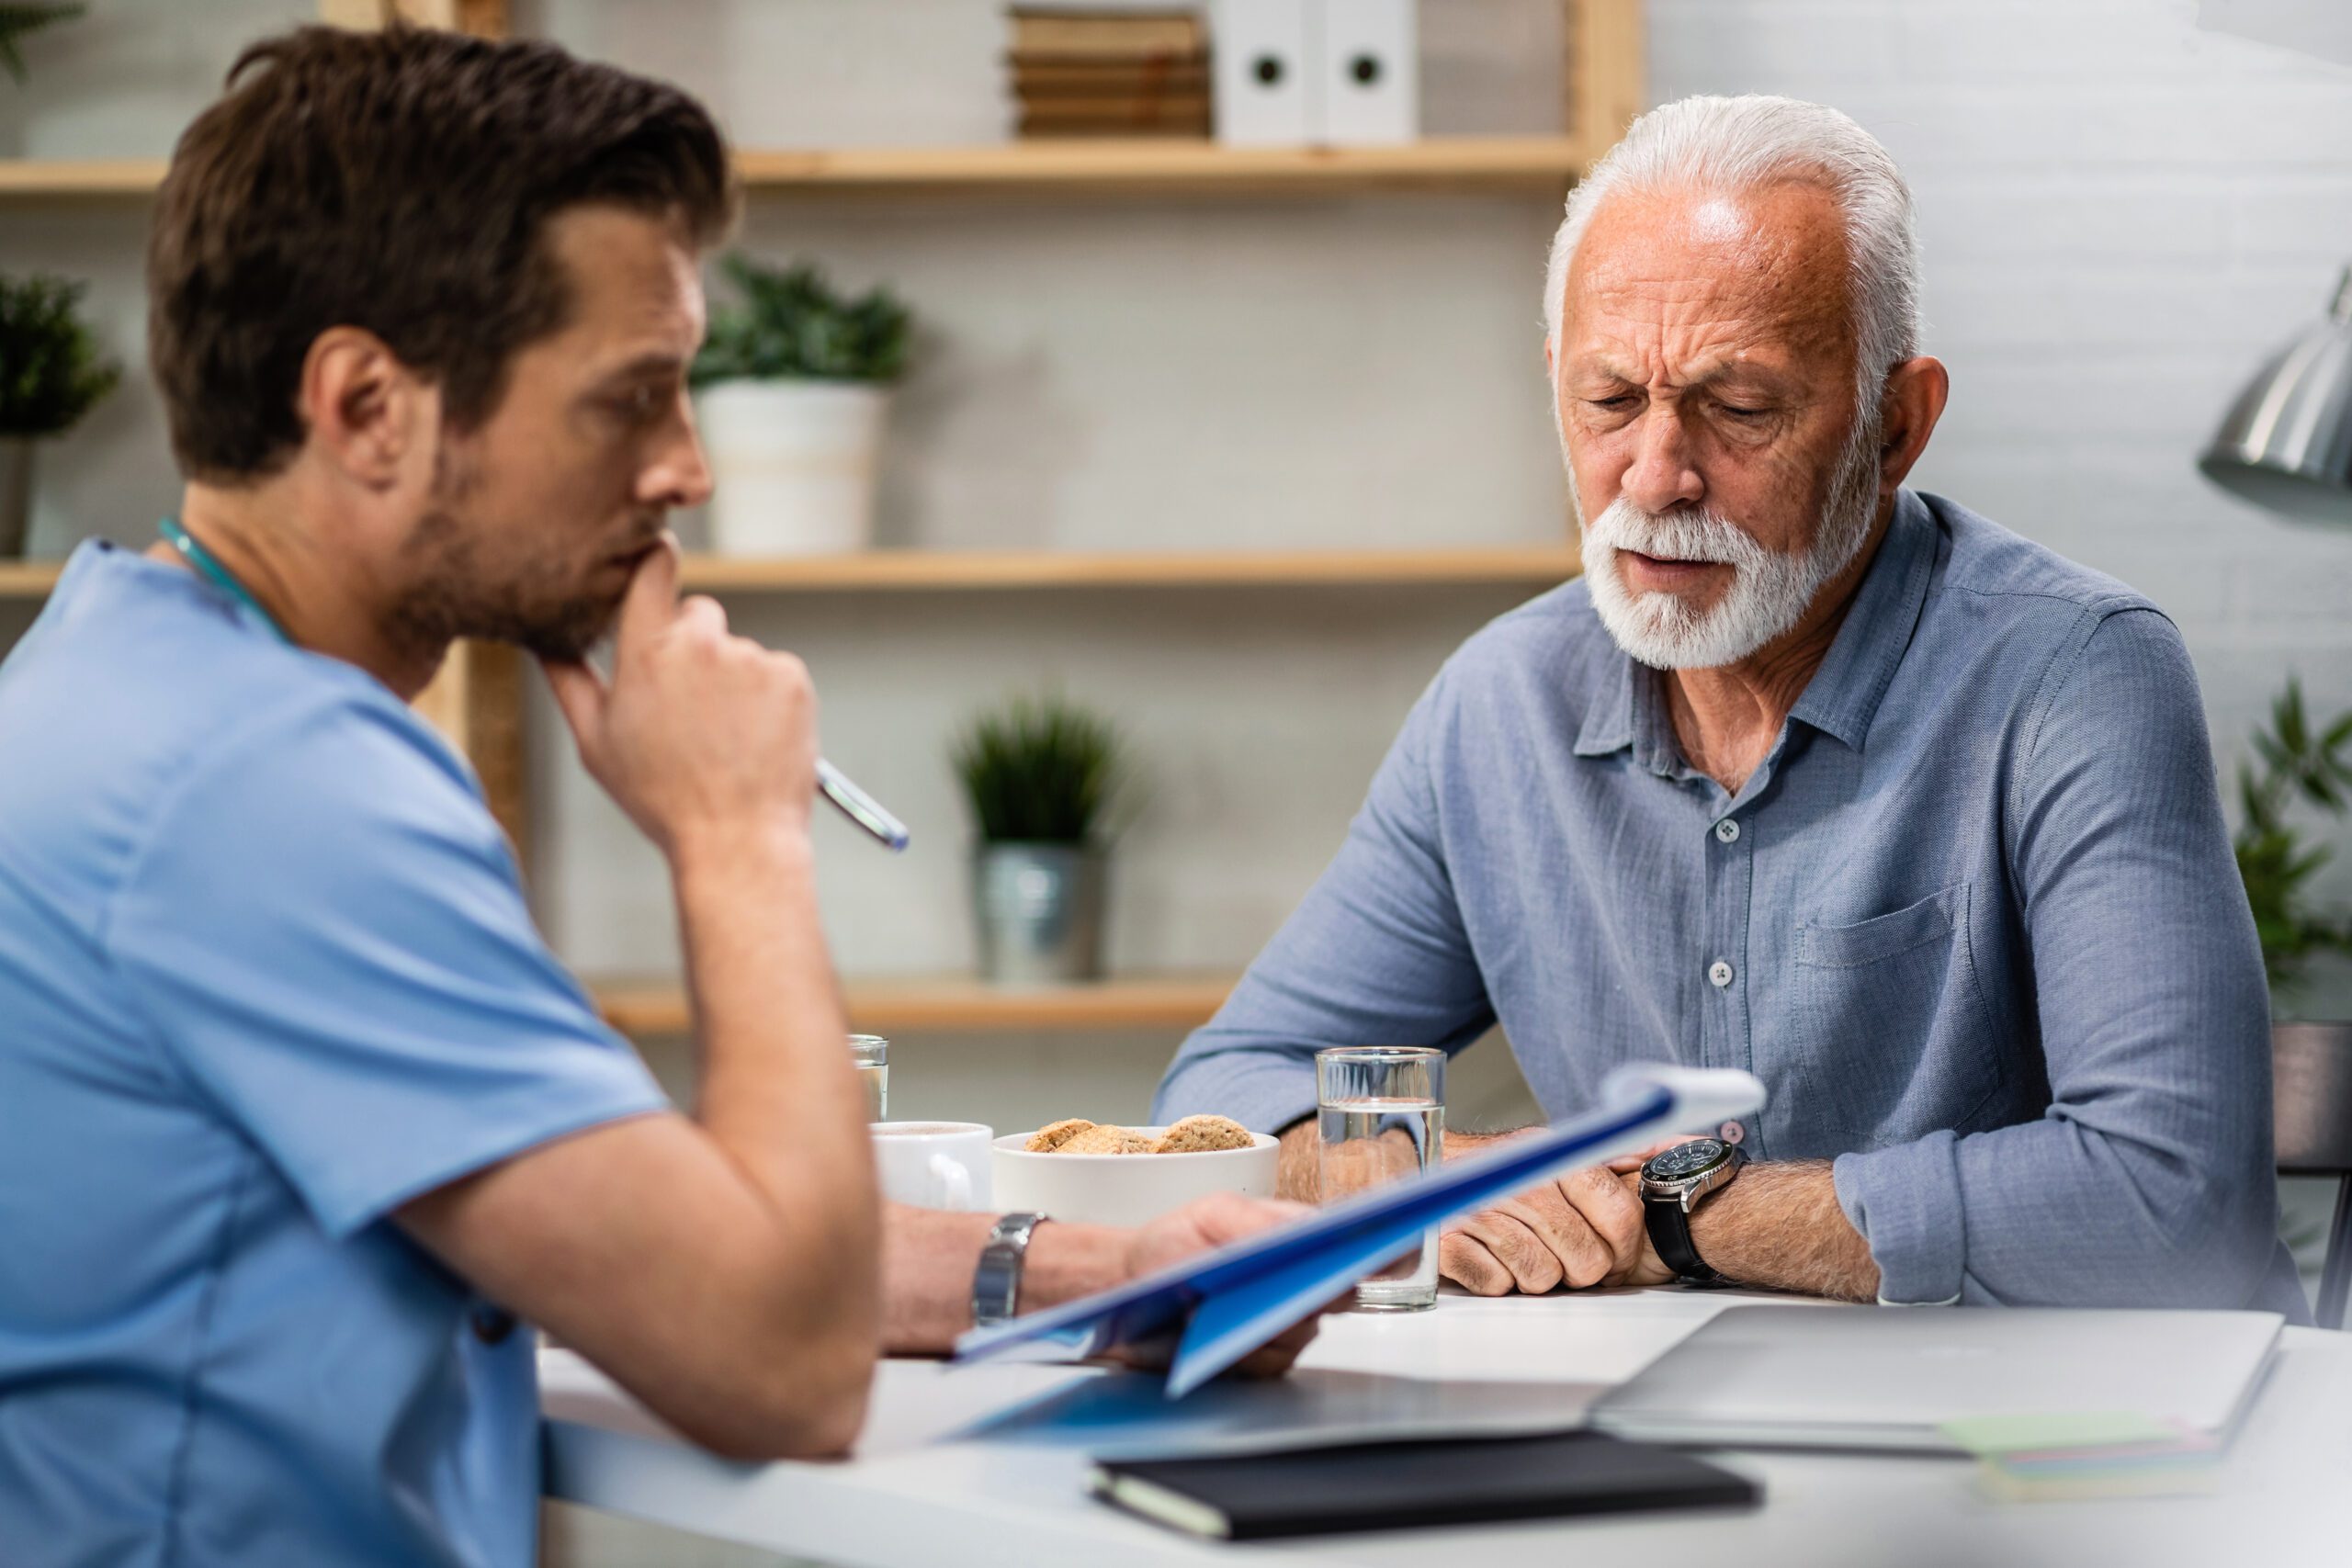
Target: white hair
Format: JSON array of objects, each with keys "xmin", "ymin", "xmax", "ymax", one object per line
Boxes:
[{"xmin": 1544, "ymin": 94, "xmax": 1923, "ymax": 419}]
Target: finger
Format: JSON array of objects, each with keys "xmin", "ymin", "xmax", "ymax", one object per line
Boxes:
[
  {"xmin": 1558, "ymin": 1164, "xmax": 1647, "ymax": 1277},
  {"xmin": 1232, "ymin": 1314, "xmax": 1321, "ymax": 1378},
  {"xmin": 539, "ymin": 657, "xmax": 609, "ymax": 754},
  {"xmin": 1438, "ymin": 1230, "xmax": 1514, "ymax": 1296},
  {"xmin": 613, "ymin": 533, "xmax": 683, "ymax": 664},
  {"xmin": 1455, "ymin": 1210, "xmax": 1564, "ymax": 1294},
  {"xmin": 1493, "ymin": 1182, "xmax": 1613, "ymax": 1287}
]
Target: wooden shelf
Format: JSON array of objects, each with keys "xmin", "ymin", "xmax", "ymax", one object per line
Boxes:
[
  {"xmin": 675, "ymin": 545, "xmax": 1582, "ymax": 592},
  {"xmin": 0, "ymin": 561, "xmax": 62, "ymax": 597},
  {"xmin": 593, "ymin": 973, "xmax": 1236, "ymax": 1036},
  {"xmin": 731, "ymin": 137, "xmax": 1589, "ymax": 196},
  {"xmin": 0, "ymin": 157, "xmax": 166, "ymax": 198},
  {"xmin": 0, "ymin": 138, "xmax": 1587, "ymax": 203},
  {"xmin": 0, "ymin": 547, "xmax": 1579, "ymax": 601}
]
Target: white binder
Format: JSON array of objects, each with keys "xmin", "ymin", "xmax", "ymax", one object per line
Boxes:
[
  {"xmin": 1214, "ymin": 0, "xmax": 1316, "ymax": 146},
  {"xmin": 1318, "ymin": 0, "xmax": 1418, "ymax": 145}
]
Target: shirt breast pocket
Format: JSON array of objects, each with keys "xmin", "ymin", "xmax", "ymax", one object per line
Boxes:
[{"xmin": 1792, "ymin": 881, "xmax": 2003, "ymax": 1150}]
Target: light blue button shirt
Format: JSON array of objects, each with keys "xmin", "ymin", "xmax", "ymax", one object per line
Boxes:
[
  {"xmin": 0, "ymin": 543, "xmax": 667, "ymax": 1567},
  {"xmin": 1156, "ymin": 491, "xmax": 2305, "ymax": 1318}
]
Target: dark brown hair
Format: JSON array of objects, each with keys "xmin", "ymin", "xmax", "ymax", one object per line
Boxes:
[{"xmin": 148, "ymin": 25, "xmax": 736, "ymax": 480}]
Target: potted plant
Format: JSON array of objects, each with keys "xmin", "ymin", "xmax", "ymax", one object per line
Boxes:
[
  {"xmin": 2235, "ymin": 676, "xmax": 2352, "ymax": 1006},
  {"xmin": 951, "ymin": 694, "xmax": 1130, "ymax": 986},
  {"xmin": 688, "ymin": 254, "xmax": 910, "ymax": 557},
  {"xmin": 0, "ymin": 271, "xmax": 119, "ymax": 559}
]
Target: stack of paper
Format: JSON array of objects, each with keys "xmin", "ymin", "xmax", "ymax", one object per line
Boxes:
[{"xmin": 1940, "ymin": 1413, "xmax": 2222, "ymax": 1502}]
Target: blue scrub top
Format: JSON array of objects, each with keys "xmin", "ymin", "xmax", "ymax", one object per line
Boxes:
[{"xmin": 0, "ymin": 541, "xmax": 668, "ymax": 1568}]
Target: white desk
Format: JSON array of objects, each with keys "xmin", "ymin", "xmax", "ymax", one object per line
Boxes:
[{"xmin": 542, "ymin": 1290, "xmax": 2352, "ymax": 1567}]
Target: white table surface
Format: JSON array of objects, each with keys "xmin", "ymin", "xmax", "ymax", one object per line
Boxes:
[{"xmin": 541, "ymin": 1288, "xmax": 2352, "ymax": 1568}]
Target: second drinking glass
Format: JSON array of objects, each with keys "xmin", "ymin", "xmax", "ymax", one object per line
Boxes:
[{"xmin": 1315, "ymin": 1045, "xmax": 1446, "ymax": 1311}]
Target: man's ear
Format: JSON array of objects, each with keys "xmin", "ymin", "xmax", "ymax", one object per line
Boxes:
[
  {"xmin": 296, "ymin": 326, "xmax": 427, "ymax": 490},
  {"xmin": 1874, "ymin": 355, "xmax": 1950, "ymax": 499}
]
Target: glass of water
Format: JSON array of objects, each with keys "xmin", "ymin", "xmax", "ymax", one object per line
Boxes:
[
  {"xmin": 1316, "ymin": 1045, "xmax": 1446, "ymax": 1312},
  {"xmin": 851, "ymin": 1034, "xmax": 889, "ymax": 1122}
]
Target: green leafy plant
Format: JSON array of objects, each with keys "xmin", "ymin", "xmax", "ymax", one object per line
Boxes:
[
  {"xmin": 0, "ymin": 3, "xmax": 82, "ymax": 85},
  {"xmin": 2234, "ymin": 677, "xmax": 2352, "ymax": 993},
  {"xmin": 951, "ymin": 693, "xmax": 1128, "ymax": 845},
  {"xmin": 0, "ymin": 271, "xmax": 119, "ymax": 437},
  {"xmin": 689, "ymin": 254, "xmax": 911, "ymax": 388}
]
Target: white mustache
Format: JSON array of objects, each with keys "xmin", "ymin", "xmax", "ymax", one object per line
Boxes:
[{"xmin": 1582, "ymin": 502, "xmax": 1770, "ymax": 571}]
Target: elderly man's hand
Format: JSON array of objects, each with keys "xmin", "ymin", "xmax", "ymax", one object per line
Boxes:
[
  {"xmin": 1437, "ymin": 1134, "xmax": 1687, "ymax": 1295},
  {"xmin": 1114, "ymin": 1191, "xmax": 1333, "ymax": 1378}
]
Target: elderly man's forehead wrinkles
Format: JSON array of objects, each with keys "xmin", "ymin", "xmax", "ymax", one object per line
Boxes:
[{"xmin": 1563, "ymin": 182, "xmax": 1859, "ymax": 377}]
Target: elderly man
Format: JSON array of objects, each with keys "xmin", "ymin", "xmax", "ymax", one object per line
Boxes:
[{"xmin": 1156, "ymin": 94, "xmax": 2303, "ymax": 1315}]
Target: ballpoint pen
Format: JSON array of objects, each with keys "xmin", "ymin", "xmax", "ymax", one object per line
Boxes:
[{"xmin": 817, "ymin": 757, "xmax": 910, "ymax": 852}]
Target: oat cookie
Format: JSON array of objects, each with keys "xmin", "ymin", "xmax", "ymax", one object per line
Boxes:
[
  {"xmin": 1059, "ymin": 1122, "xmax": 1156, "ymax": 1155},
  {"xmin": 1024, "ymin": 1118, "xmax": 1097, "ymax": 1153},
  {"xmin": 1151, "ymin": 1114, "xmax": 1256, "ymax": 1154}
]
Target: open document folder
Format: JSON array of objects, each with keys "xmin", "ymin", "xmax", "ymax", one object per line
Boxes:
[{"xmin": 953, "ymin": 1065, "xmax": 1768, "ymax": 1398}]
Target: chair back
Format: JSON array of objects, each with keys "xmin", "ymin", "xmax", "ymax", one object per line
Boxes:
[
  {"xmin": 2274, "ymin": 1021, "xmax": 2352, "ymax": 1331},
  {"xmin": 2275, "ymin": 1021, "xmax": 2352, "ymax": 1175}
]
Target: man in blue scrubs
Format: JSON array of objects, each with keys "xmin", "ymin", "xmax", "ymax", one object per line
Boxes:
[{"xmin": 0, "ymin": 27, "xmax": 1308, "ymax": 1568}]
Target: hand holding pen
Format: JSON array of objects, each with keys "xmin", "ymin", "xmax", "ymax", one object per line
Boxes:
[{"xmin": 542, "ymin": 537, "xmax": 909, "ymax": 857}]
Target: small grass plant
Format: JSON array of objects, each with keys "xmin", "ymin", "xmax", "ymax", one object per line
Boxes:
[
  {"xmin": 951, "ymin": 693, "xmax": 1129, "ymax": 846},
  {"xmin": 0, "ymin": 271, "xmax": 119, "ymax": 438}
]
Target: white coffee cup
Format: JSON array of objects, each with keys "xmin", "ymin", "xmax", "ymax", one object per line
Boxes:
[{"xmin": 871, "ymin": 1122, "xmax": 994, "ymax": 1212}]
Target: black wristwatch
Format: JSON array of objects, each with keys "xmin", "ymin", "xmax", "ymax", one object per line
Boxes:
[{"xmin": 1639, "ymin": 1138, "xmax": 1747, "ymax": 1286}]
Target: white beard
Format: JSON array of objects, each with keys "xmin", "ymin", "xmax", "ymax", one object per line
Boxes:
[{"xmin": 1575, "ymin": 426, "xmax": 1882, "ymax": 671}]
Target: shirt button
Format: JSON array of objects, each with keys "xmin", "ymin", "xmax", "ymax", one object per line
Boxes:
[
  {"xmin": 1719, "ymin": 1121, "xmax": 1745, "ymax": 1145},
  {"xmin": 1714, "ymin": 818, "xmax": 1740, "ymax": 844},
  {"xmin": 1707, "ymin": 959, "xmax": 1734, "ymax": 988}
]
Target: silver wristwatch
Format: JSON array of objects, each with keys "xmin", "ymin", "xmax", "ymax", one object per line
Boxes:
[{"xmin": 972, "ymin": 1212, "xmax": 1049, "ymax": 1328}]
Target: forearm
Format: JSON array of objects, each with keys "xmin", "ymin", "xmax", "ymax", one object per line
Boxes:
[
  {"xmin": 1692, "ymin": 1161, "xmax": 1879, "ymax": 1303},
  {"xmin": 880, "ymin": 1203, "xmax": 1130, "ymax": 1355},
  {"xmin": 673, "ymin": 826, "xmax": 878, "ymax": 1290}
]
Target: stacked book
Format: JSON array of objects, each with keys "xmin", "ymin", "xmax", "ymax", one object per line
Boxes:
[{"xmin": 1006, "ymin": 7, "xmax": 1210, "ymax": 140}]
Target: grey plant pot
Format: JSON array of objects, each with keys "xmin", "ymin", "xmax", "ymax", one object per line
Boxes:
[
  {"xmin": 0, "ymin": 438, "xmax": 31, "ymax": 559},
  {"xmin": 972, "ymin": 841, "xmax": 1107, "ymax": 986}
]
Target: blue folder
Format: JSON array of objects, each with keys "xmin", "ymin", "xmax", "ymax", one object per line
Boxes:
[{"xmin": 953, "ymin": 1065, "xmax": 1767, "ymax": 1397}]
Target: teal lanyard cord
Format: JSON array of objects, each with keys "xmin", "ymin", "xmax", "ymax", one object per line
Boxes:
[{"xmin": 160, "ymin": 517, "xmax": 291, "ymax": 646}]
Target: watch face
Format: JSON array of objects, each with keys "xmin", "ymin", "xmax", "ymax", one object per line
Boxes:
[{"xmin": 1646, "ymin": 1138, "xmax": 1729, "ymax": 1181}]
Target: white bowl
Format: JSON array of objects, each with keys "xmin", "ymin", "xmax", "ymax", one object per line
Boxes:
[{"xmin": 991, "ymin": 1126, "xmax": 1280, "ymax": 1226}]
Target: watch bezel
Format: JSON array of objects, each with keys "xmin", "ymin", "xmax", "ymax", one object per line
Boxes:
[{"xmin": 1640, "ymin": 1135, "xmax": 1736, "ymax": 1194}]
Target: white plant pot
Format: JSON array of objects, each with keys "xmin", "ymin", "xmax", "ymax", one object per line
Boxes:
[{"xmin": 695, "ymin": 378, "xmax": 888, "ymax": 557}]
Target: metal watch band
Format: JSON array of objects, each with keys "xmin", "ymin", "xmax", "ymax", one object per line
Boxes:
[{"xmin": 971, "ymin": 1212, "xmax": 1048, "ymax": 1328}]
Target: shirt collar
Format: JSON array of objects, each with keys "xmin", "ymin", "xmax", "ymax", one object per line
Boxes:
[
  {"xmin": 1787, "ymin": 488, "xmax": 1938, "ymax": 753},
  {"xmin": 1570, "ymin": 488, "xmax": 1938, "ymax": 761}
]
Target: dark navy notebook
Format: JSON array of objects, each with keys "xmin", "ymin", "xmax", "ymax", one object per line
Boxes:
[{"xmin": 1089, "ymin": 1429, "xmax": 1760, "ymax": 1540}]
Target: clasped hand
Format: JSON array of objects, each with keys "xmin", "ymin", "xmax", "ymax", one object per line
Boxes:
[{"xmin": 1437, "ymin": 1135, "xmax": 1695, "ymax": 1295}]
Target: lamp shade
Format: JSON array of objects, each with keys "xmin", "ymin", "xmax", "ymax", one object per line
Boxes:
[{"xmin": 2199, "ymin": 265, "xmax": 2352, "ymax": 525}]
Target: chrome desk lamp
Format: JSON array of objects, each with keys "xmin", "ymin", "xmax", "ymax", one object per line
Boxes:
[{"xmin": 2200, "ymin": 265, "xmax": 2352, "ymax": 525}]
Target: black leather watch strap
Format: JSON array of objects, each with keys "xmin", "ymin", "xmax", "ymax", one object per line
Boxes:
[
  {"xmin": 1642, "ymin": 1144, "xmax": 1747, "ymax": 1286},
  {"xmin": 1644, "ymin": 1198, "xmax": 1722, "ymax": 1284}
]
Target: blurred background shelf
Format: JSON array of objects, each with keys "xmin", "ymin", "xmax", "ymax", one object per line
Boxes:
[
  {"xmin": 673, "ymin": 546, "xmax": 1583, "ymax": 592},
  {"xmin": 592, "ymin": 973, "xmax": 1237, "ymax": 1036},
  {"xmin": 0, "ymin": 137, "xmax": 1590, "ymax": 204},
  {"xmin": 0, "ymin": 562, "xmax": 62, "ymax": 596},
  {"xmin": 0, "ymin": 547, "xmax": 1581, "ymax": 600}
]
